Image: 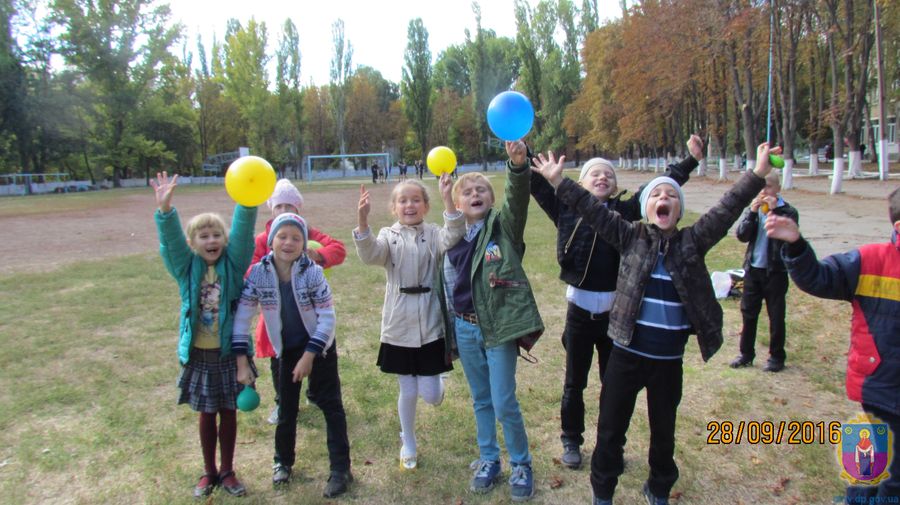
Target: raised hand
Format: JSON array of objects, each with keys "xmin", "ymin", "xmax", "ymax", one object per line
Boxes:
[
  {"xmin": 357, "ymin": 184, "xmax": 371, "ymax": 232},
  {"xmin": 530, "ymin": 150, "xmax": 567, "ymax": 189},
  {"xmin": 150, "ymin": 171, "xmax": 179, "ymax": 213},
  {"xmin": 753, "ymin": 142, "xmax": 782, "ymax": 178},
  {"xmin": 505, "ymin": 140, "xmax": 528, "ymax": 167},
  {"xmin": 687, "ymin": 134, "xmax": 705, "ymax": 160},
  {"xmin": 439, "ymin": 173, "xmax": 456, "ymax": 212},
  {"xmin": 764, "ymin": 214, "xmax": 800, "ymax": 244}
]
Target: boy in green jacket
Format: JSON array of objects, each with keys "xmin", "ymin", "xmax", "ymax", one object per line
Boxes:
[{"xmin": 440, "ymin": 140, "xmax": 544, "ymax": 502}]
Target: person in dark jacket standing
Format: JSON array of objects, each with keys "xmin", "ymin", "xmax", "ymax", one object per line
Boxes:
[
  {"xmin": 530, "ymin": 135, "xmax": 703, "ymax": 469},
  {"xmin": 532, "ymin": 142, "xmax": 778, "ymax": 505},
  {"xmin": 765, "ymin": 187, "xmax": 900, "ymax": 503},
  {"xmin": 730, "ymin": 172, "xmax": 799, "ymax": 372}
]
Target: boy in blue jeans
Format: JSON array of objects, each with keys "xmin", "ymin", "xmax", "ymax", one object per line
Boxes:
[{"xmin": 439, "ymin": 140, "xmax": 544, "ymax": 502}]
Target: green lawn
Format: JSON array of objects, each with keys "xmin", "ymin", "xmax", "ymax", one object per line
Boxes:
[{"xmin": 0, "ymin": 176, "xmax": 856, "ymax": 504}]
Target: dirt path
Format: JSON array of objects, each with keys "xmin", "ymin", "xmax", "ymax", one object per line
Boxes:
[{"xmin": 0, "ymin": 171, "xmax": 896, "ymax": 276}]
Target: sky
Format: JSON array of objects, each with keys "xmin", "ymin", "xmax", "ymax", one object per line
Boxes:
[{"xmin": 169, "ymin": 0, "xmax": 624, "ymax": 86}]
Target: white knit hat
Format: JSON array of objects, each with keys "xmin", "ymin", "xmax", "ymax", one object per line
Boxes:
[
  {"xmin": 267, "ymin": 179, "xmax": 304, "ymax": 212},
  {"xmin": 639, "ymin": 176, "xmax": 685, "ymax": 220},
  {"xmin": 579, "ymin": 158, "xmax": 616, "ymax": 182}
]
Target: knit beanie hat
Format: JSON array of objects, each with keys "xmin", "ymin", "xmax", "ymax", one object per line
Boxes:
[
  {"xmin": 579, "ymin": 157, "xmax": 616, "ymax": 182},
  {"xmin": 267, "ymin": 212, "xmax": 308, "ymax": 248},
  {"xmin": 267, "ymin": 179, "xmax": 304, "ymax": 212},
  {"xmin": 639, "ymin": 176, "xmax": 685, "ymax": 220}
]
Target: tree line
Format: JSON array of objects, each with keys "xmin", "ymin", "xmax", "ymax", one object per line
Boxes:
[{"xmin": 0, "ymin": 0, "xmax": 895, "ymax": 187}]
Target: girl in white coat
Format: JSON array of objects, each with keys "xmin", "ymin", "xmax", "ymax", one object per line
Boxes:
[{"xmin": 354, "ymin": 174, "xmax": 464, "ymax": 470}]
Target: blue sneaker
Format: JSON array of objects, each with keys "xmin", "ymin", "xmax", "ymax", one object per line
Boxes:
[
  {"xmin": 509, "ymin": 463, "xmax": 534, "ymax": 501},
  {"xmin": 642, "ymin": 482, "xmax": 669, "ymax": 505},
  {"xmin": 469, "ymin": 459, "xmax": 501, "ymax": 493}
]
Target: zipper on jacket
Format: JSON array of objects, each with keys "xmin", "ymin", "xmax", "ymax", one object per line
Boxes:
[{"xmin": 488, "ymin": 272, "xmax": 526, "ymax": 288}]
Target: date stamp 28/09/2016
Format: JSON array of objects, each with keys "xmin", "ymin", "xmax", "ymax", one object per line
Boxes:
[{"xmin": 706, "ymin": 420, "xmax": 843, "ymax": 445}]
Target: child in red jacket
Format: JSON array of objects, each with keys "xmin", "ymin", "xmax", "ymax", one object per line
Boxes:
[{"xmin": 249, "ymin": 179, "xmax": 346, "ymax": 424}]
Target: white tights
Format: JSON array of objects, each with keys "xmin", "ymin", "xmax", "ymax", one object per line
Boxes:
[{"xmin": 397, "ymin": 374, "xmax": 444, "ymax": 455}]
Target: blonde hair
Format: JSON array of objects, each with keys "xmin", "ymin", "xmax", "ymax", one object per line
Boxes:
[
  {"xmin": 185, "ymin": 213, "xmax": 228, "ymax": 247},
  {"xmin": 452, "ymin": 172, "xmax": 494, "ymax": 204},
  {"xmin": 389, "ymin": 179, "xmax": 431, "ymax": 214}
]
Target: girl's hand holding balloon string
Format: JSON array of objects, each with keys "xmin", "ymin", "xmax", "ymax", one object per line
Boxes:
[
  {"xmin": 236, "ymin": 355, "xmax": 253, "ymax": 385},
  {"xmin": 439, "ymin": 173, "xmax": 455, "ymax": 213}
]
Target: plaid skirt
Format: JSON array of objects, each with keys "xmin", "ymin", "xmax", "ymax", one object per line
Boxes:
[{"xmin": 177, "ymin": 347, "xmax": 258, "ymax": 413}]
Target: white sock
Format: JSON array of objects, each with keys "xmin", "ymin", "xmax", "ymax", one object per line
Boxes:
[
  {"xmin": 397, "ymin": 375, "xmax": 418, "ymax": 455},
  {"xmin": 417, "ymin": 374, "xmax": 444, "ymax": 405}
]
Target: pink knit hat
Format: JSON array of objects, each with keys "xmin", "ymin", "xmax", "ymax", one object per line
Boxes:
[{"xmin": 267, "ymin": 179, "xmax": 304, "ymax": 212}]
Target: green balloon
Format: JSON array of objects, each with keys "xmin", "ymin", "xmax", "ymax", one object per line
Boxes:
[
  {"xmin": 768, "ymin": 154, "xmax": 785, "ymax": 169},
  {"xmin": 237, "ymin": 386, "xmax": 260, "ymax": 412}
]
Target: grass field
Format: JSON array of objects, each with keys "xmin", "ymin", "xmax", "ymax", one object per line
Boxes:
[{"xmin": 0, "ymin": 174, "xmax": 860, "ymax": 504}]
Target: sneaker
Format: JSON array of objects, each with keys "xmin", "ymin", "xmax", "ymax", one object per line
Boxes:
[
  {"xmin": 642, "ymin": 482, "xmax": 669, "ymax": 505},
  {"xmin": 509, "ymin": 463, "xmax": 534, "ymax": 502},
  {"xmin": 593, "ymin": 496, "xmax": 613, "ymax": 505},
  {"xmin": 323, "ymin": 470, "xmax": 353, "ymax": 498},
  {"xmin": 560, "ymin": 444, "xmax": 582, "ymax": 469},
  {"xmin": 400, "ymin": 444, "xmax": 417, "ymax": 470},
  {"xmin": 469, "ymin": 459, "xmax": 501, "ymax": 493},
  {"xmin": 729, "ymin": 354, "xmax": 753, "ymax": 368},
  {"xmin": 267, "ymin": 405, "xmax": 279, "ymax": 425},
  {"xmin": 272, "ymin": 464, "xmax": 292, "ymax": 485},
  {"xmin": 763, "ymin": 359, "xmax": 785, "ymax": 372}
]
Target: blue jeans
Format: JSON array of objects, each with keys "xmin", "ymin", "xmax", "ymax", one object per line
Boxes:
[{"xmin": 455, "ymin": 317, "xmax": 531, "ymax": 465}]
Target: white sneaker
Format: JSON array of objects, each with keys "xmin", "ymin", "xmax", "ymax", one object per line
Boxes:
[
  {"xmin": 400, "ymin": 445, "xmax": 417, "ymax": 470},
  {"xmin": 267, "ymin": 405, "xmax": 279, "ymax": 425}
]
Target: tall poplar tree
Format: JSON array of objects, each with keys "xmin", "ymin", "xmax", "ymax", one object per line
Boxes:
[{"xmin": 401, "ymin": 18, "xmax": 433, "ymax": 161}]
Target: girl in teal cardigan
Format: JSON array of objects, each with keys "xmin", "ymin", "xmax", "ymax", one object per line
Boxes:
[{"xmin": 152, "ymin": 172, "xmax": 258, "ymax": 498}]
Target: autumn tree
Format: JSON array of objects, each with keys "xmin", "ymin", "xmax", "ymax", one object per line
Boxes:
[
  {"xmin": 402, "ymin": 18, "xmax": 433, "ymax": 161},
  {"xmin": 330, "ymin": 18, "xmax": 353, "ymax": 164}
]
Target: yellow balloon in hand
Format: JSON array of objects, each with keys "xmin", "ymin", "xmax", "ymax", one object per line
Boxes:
[
  {"xmin": 427, "ymin": 146, "xmax": 457, "ymax": 176},
  {"xmin": 307, "ymin": 240, "xmax": 330, "ymax": 279},
  {"xmin": 225, "ymin": 156, "xmax": 277, "ymax": 207}
]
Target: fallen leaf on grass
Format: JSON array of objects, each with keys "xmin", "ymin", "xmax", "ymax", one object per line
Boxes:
[
  {"xmin": 751, "ymin": 456, "xmax": 762, "ymax": 465},
  {"xmin": 549, "ymin": 476, "xmax": 564, "ymax": 489},
  {"xmin": 771, "ymin": 477, "xmax": 790, "ymax": 495},
  {"xmin": 551, "ymin": 457, "xmax": 562, "ymax": 466},
  {"xmin": 670, "ymin": 490, "xmax": 683, "ymax": 501},
  {"xmin": 364, "ymin": 459, "xmax": 373, "ymax": 465}
]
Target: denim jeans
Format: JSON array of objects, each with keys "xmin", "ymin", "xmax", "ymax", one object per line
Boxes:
[{"xmin": 455, "ymin": 317, "xmax": 531, "ymax": 465}]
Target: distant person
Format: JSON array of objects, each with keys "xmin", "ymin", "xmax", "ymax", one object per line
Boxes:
[
  {"xmin": 533, "ymin": 142, "xmax": 780, "ymax": 505},
  {"xmin": 825, "ymin": 143, "xmax": 834, "ymax": 161},
  {"xmin": 417, "ymin": 159, "xmax": 425, "ymax": 179},
  {"xmin": 371, "ymin": 162, "xmax": 379, "ymax": 184},
  {"xmin": 730, "ymin": 172, "xmax": 799, "ymax": 373},
  {"xmin": 354, "ymin": 175, "xmax": 463, "ymax": 470},
  {"xmin": 150, "ymin": 172, "xmax": 258, "ymax": 498},
  {"xmin": 765, "ymin": 186, "xmax": 900, "ymax": 503},
  {"xmin": 234, "ymin": 213, "xmax": 353, "ymax": 498},
  {"xmin": 398, "ymin": 161, "xmax": 409, "ymax": 181}
]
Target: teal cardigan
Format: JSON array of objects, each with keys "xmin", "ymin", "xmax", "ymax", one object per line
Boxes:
[{"xmin": 155, "ymin": 204, "xmax": 258, "ymax": 364}]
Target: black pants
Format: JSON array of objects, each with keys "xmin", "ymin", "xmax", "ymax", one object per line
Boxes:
[
  {"xmin": 591, "ymin": 346, "xmax": 683, "ymax": 500},
  {"xmin": 274, "ymin": 345, "xmax": 350, "ymax": 472},
  {"xmin": 271, "ymin": 356, "xmax": 316, "ymax": 406},
  {"xmin": 846, "ymin": 404, "xmax": 900, "ymax": 502},
  {"xmin": 739, "ymin": 267, "xmax": 788, "ymax": 362},
  {"xmin": 561, "ymin": 302, "xmax": 613, "ymax": 447}
]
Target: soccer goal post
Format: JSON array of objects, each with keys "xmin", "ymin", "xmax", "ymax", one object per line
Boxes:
[{"xmin": 305, "ymin": 153, "xmax": 392, "ymax": 183}]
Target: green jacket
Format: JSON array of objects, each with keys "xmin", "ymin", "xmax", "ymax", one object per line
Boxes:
[
  {"xmin": 439, "ymin": 162, "xmax": 544, "ymax": 358},
  {"xmin": 155, "ymin": 205, "xmax": 258, "ymax": 364}
]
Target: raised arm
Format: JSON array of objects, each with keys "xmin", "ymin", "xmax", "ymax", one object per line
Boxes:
[
  {"xmin": 621, "ymin": 135, "xmax": 702, "ymax": 221},
  {"xmin": 151, "ymin": 172, "xmax": 192, "ymax": 279},
  {"xmin": 353, "ymin": 184, "xmax": 392, "ymax": 266},
  {"xmin": 437, "ymin": 173, "xmax": 465, "ymax": 252},
  {"xmin": 498, "ymin": 140, "xmax": 533, "ymax": 248}
]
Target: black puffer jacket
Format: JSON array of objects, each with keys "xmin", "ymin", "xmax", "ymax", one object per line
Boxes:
[
  {"xmin": 530, "ymin": 157, "xmax": 698, "ymax": 291},
  {"xmin": 735, "ymin": 201, "xmax": 799, "ymax": 273},
  {"xmin": 555, "ymin": 170, "xmax": 766, "ymax": 361}
]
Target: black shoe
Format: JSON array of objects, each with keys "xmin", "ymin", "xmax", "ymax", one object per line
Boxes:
[
  {"xmin": 560, "ymin": 444, "xmax": 582, "ymax": 469},
  {"xmin": 323, "ymin": 470, "xmax": 353, "ymax": 498},
  {"xmin": 272, "ymin": 464, "xmax": 292, "ymax": 485},
  {"xmin": 218, "ymin": 470, "xmax": 247, "ymax": 497},
  {"xmin": 729, "ymin": 355, "xmax": 753, "ymax": 368},
  {"xmin": 763, "ymin": 359, "xmax": 785, "ymax": 372},
  {"xmin": 193, "ymin": 473, "xmax": 218, "ymax": 499}
]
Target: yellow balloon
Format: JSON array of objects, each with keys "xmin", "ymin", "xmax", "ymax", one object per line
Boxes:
[
  {"xmin": 225, "ymin": 156, "xmax": 277, "ymax": 207},
  {"xmin": 427, "ymin": 146, "xmax": 457, "ymax": 176},
  {"xmin": 306, "ymin": 240, "xmax": 330, "ymax": 279}
]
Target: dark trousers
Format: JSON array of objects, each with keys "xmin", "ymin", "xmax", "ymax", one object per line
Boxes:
[
  {"xmin": 846, "ymin": 404, "xmax": 900, "ymax": 502},
  {"xmin": 274, "ymin": 345, "xmax": 350, "ymax": 472},
  {"xmin": 591, "ymin": 346, "xmax": 683, "ymax": 500},
  {"xmin": 561, "ymin": 302, "xmax": 613, "ymax": 447},
  {"xmin": 739, "ymin": 267, "xmax": 788, "ymax": 362},
  {"xmin": 271, "ymin": 356, "xmax": 316, "ymax": 407}
]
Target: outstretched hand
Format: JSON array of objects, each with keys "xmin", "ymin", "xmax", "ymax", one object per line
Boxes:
[
  {"xmin": 765, "ymin": 214, "xmax": 800, "ymax": 244},
  {"xmin": 357, "ymin": 184, "xmax": 371, "ymax": 232},
  {"xmin": 753, "ymin": 142, "xmax": 782, "ymax": 178},
  {"xmin": 530, "ymin": 151, "xmax": 567, "ymax": 189},
  {"xmin": 150, "ymin": 171, "xmax": 178, "ymax": 213},
  {"xmin": 506, "ymin": 140, "xmax": 528, "ymax": 167},
  {"xmin": 439, "ymin": 173, "xmax": 456, "ymax": 212},
  {"xmin": 687, "ymin": 134, "xmax": 705, "ymax": 160}
]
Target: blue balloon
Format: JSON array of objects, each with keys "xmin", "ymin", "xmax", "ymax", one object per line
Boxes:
[{"xmin": 487, "ymin": 91, "xmax": 534, "ymax": 141}]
